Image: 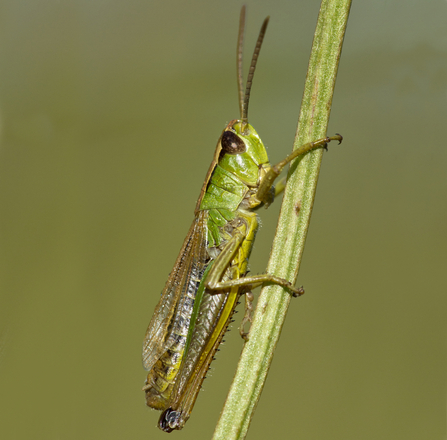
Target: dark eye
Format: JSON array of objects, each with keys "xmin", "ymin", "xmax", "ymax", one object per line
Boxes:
[{"xmin": 221, "ymin": 131, "xmax": 246, "ymax": 154}]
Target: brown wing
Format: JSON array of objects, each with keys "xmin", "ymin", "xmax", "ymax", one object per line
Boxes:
[{"xmin": 142, "ymin": 210, "xmax": 209, "ymax": 371}]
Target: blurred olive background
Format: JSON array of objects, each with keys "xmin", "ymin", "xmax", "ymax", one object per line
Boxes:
[{"xmin": 0, "ymin": 1, "xmax": 445, "ymax": 439}]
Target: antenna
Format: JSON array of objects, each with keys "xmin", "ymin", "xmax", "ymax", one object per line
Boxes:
[
  {"xmin": 239, "ymin": 10, "xmax": 269, "ymax": 132},
  {"xmin": 237, "ymin": 6, "xmax": 246, "ymax": 120}
]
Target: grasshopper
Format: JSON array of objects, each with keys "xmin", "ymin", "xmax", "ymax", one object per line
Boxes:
[{"xmin": 142, "ymin": 6, "xmax": 342, "ymax": 432}]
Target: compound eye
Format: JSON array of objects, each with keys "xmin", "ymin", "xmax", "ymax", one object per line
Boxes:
[{"xmin": 220, "ymin": 130, "xmax": 246, "ymax": 154}]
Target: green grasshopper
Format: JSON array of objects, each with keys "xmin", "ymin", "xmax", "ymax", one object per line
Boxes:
[{"xmin": 142, "ymin": 7, "xmax": 342, "ymax": 432}]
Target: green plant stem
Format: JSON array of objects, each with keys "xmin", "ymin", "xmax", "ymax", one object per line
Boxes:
[{"xmin": 212, "ymin": 1, "xmax": 352, "ymax": 439}]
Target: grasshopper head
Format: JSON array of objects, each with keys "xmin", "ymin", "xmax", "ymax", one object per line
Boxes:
[{"xmin": 217, "ymin": 119, "xmax": 270, "ymax": 188}]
